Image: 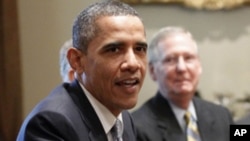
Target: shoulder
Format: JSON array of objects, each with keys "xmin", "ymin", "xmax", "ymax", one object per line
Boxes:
[
  {"xmin": 194, "ymin": 97, "xmax": 229, "ymax": 111},
  {"xmin": 194, "ymin": 97, "xmax": 233, "ymax": 122},
  {"xmin": 17, "ymin": 83, "xmax": 88, "ymax": 140},
  {"xmin": 23, "ymin": 110, "xmax": 84, "ymax": 140},
  {"xmin": 33, "ymin": 83, "xmax": 77, "ymax": 114},
  {"xmin": 24, "ymin": 83, "xmax": 80, "ymax": 124}
]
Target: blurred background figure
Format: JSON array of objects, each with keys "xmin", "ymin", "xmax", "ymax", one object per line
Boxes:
[
  {"xmin": 59, "ymin": 39, "xmax": 74, "ymax": 82},
  {"xmin": 236, "ymin": 113, "xmax": 250, "ymax": 124},
  {"xmin": 132, "ymin": 26, "xmax": 233, "ymax": 141},
  {"xmin": 235, "ymin": 95, "xmax": 250, "ymax": 124}
]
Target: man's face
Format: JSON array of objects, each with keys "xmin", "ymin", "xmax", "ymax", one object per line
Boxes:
[
  {"xmin": 150, "ymin": 33, "xmax": 202, "ymax": 101},
  {"xmin": 81, "ymin": 16, "xmax": 147, "ymax": 116}
]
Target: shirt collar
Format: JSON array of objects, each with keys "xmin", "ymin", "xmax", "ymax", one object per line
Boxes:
[
  {"xmin": 79, "ymin": 83, "xmax": 123, "ymax": 134},
  {"xmin": 168, "ymin": 99, "xmax": 198, "ymax": 131}
]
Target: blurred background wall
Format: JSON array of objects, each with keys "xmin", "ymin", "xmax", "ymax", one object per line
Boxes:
[{"xmin": 18, "ymin": 0, "xmax": 250, "ymax": 122}]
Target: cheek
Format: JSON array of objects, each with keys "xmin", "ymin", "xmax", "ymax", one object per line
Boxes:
[
  {"xmin": 97, "ymin": 63, "xmax": 118, "ymax": 83},
  {"xmin": 155, "ymin": 66, "xmax": 170, "ymax": 81},
  {"xmin": 190, "ymin": 65, "xmax": 201, "ymax": 77},
  {"xmin": 164, "ymin": 69, "xmax": 177, "ymax": 87},
  {"xmin": 142, "ymin": 58, "xmax": 147, "ymax": 69},
  {"xmin": 86, "ymin": 60, "xmax": 109, "ymax": 82},
  {"xmin": 141, "ymin": 62, "xmax": 147, "ymax": 77}
]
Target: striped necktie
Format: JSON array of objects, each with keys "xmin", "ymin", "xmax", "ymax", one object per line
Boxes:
[
  {"xmin": 184, "ymin": 111, "xmax": 201, "ymax": 141},
  {"xmin": 111, "ymin": 119, "xmax": 123, "ymax": 141}
]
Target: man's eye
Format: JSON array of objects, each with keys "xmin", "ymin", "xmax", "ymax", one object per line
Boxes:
[
  {"xmin": 185, "ymin": 55, "xmax": 196, "ymax": 61},
  {"xmin": 107, "ymin": 47, "xmax": 119, "ymax": 52},
  {"xmin": 166, "ymin": 58, "xmax": 173, "ymax": 62},
  {"xmin": 104, "ymin": 43, "xmax": 123, "ymax": 53},
  {"xmin": 135, "ymin": 46, "xmax": 147, "ymax": 52},
  {"xmin": 164, "ymin": 57, "xmax": 176, "ymax": 63}
]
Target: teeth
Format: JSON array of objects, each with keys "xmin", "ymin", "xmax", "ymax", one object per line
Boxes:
[{"xmin": 123, "ymin": 80, "xmax": 136, "ymax": 84}]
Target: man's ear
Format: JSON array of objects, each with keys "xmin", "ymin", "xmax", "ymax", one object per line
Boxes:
[
  {"xmin": 67, "ymin": 48, "xmax": 85, "ymax": 73},
  {"xmin": 199, "ymin": 64, "xmax": 202, "ymax": 75},
  {"xmin": 68, "ymin": 69, "xmax": 75, "ymax": 82},
  {"xmin": 149, "ymin": 62, "xmax": 157, "ymax": 81},
  {"xmin": 198, "ymin": 57, "xmax": 202, "ymax": 75}
]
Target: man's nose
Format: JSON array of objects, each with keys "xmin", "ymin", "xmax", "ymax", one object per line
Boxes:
[
  {"xmin": 121, "ymin": 49, "xmax": 140, "ymax": 72},
  {"xmin": 176, "ymin": 57, "xmax": 187, "ymax": 72}
]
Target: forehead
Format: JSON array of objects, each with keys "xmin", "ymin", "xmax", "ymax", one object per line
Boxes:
[
  {"xmin": 87, "ymin": 16, "xmax": 146, "ymax": 51},
  {"xmin": 97, "ymin": 16, "xmax": 143, "ymax": 30},
  {"xmin": 94, "ymin": 15, "xmax": 145, "ymax": 41},
  {"xmin": 157, "ymin": 33, "xmax": 198, "ymax": 55}
]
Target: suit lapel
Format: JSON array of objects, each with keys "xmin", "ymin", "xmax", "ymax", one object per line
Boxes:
[
  {"xmin": 122, "ymin": 124, "xmax": 131, "ymax": 141},
  {"xmin": 153, "ymin": 93, "xmax": 186, "ymax": 141},
  {"xmin": 122, "ymin": 111, "xmax": 136, "ymax": 141},
  {"xmin": 194, "ymin": 98, "xmax": 215, "ymax": 141},
  {"xmin": 68, "ymin": 80, "xmax": 108, "ymax": 141}
]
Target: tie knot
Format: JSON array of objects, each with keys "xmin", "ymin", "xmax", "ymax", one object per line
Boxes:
[
  {"xmin": 111, "ymin": 119, "xmax": 123, "ymax": 141},
  {"xmin": 184, "ymin": 111, "xmax": 191, "ymax": 124}
]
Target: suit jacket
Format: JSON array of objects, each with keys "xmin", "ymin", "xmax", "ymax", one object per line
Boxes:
[
  {"xmin": 17, "ymin": 80, "xmax": 136, "ymax": 141},
  {"xmin": 132, "ymin": 92, "xmax": 233, "ymax": 141}
]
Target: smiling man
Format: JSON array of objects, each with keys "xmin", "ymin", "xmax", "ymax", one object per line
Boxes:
[
  {"xmin": 17, "ymin": 1, "xmax": 147, "ymax": 141},
  {"xmin": 132, "ymin": 26, "xmax": 233, "ymax": 141}
]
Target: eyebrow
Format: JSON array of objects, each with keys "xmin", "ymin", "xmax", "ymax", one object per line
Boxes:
[
  {"xmin": 103, "ymin": 41, "xmax": 147, "ymax": 48},
  {"xmin": 136, "ymin": 41, "xmax": 148, "ymax": 48},
  {"xmin": 102, "ymin": 42, "xmax": 124, "ymax": 49}
]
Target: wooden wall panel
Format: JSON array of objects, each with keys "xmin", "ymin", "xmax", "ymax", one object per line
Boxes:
[{"xmin": 0, "ymin": 0, "xmax": 22, "ymax": 140}]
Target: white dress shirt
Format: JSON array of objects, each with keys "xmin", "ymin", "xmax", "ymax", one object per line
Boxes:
[
  {"xmin": 168, "ymin": 100, "xmax": 198, "ymax": 132},
  {"xmin": 79, "ymin": 83, "xmax": 123, "ymax": 141}
]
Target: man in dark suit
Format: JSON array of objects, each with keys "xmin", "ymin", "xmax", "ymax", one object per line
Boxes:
[
  {"xmin": 17, "ymin": 1, "xmax": 148, "ymax": 141},
  {"xmin": 132, "ymin": 26, "xmax": 233, "ymax": 141}
]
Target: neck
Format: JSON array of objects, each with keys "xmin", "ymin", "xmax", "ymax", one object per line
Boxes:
[
  {"xmin": 169, "ymin": 95, "xmax": 192, "ymax": 110},
  {"xmin": 173, "ymin": 100, "xmax": 190, "ymax": 109}
]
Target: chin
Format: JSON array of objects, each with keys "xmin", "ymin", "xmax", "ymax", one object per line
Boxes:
[
  {"xmin": 176, "ymin": 89, "xmax": 192, "ymax": 95},
  {"xmin": 122, "ymin": 100, "xmax": 137, "ymax": 110}
]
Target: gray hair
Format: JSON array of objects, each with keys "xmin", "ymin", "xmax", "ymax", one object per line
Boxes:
[
  {"xmin": 59, "ymin": 39, "xmax": 72, "ymax": 82},
  {"xmin": 148, "ymin": 26, "xmax": 197, "ymax": 64},
  {"xmin": 72, "ymin": 0, "xmax": 142, "ymax": 53}
]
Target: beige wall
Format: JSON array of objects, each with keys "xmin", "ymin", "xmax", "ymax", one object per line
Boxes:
[{"xmin": 18, "ymin": 0, "xmax": 250, "ymax": 119}]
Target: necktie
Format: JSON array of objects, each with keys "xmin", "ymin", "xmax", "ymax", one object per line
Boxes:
[
  {"xmin": 184, "ymin": 111, "xmax": 201, "ymax": 141},
  {"xmin": 111, "ymin": 119, "xmax": 123, "ymax": 141}
]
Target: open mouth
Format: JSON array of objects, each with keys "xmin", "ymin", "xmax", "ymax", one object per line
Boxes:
[{"xmin": 115, "ymin": 78, "xmax": 139, "ymax": 87}]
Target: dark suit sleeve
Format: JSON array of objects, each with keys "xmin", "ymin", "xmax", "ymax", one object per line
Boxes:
[{"xmin": 24, "ymin": 111, "xmax": 79, "ymax": 141}]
